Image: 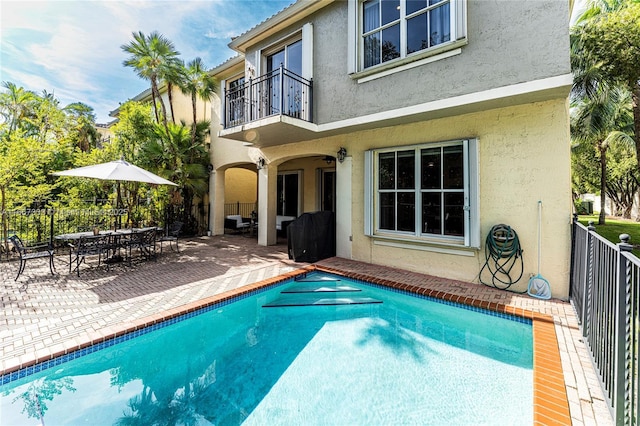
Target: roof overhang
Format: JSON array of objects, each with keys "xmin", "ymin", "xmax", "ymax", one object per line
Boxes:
[{"xmin": 228, "ymin": 0, "xmax": 335, "ymax": 54}]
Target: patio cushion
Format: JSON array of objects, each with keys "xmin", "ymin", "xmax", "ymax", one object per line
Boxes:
[{"xmin": 225, "ymin": 215, "xmax": 250, "ymax": 234}]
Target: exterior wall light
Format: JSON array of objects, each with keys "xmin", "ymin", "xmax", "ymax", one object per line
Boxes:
[
  {"xmin": 256, "ymin": 157, "xmax": 266, "ymax": 170},
  {"xmin": 337, "ymin": 147, "xmax": 347, "ymax": 163}
]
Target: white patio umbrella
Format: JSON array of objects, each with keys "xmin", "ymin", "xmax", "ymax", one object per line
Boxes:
[
  {"xmin": 52, "ymin": 158, "xmax": 177, "ymax": 186},
  {"xmin": 52, "ymin": 158, "xmax": 178, "ymax": 229}
]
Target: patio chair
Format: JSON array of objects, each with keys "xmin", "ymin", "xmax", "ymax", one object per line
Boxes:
[
  {"xmin": 8, "ymin": 235, "xmax": 56, "ymax": 281},
  {"xmin": 158, "ymin": 221, "xmax": 183, "ymax": 253},
  {"xmin": 224, "ymin": 215, "xmax": 250, "ymax": 234},
  {"xmin": 69, "ymin": 234, "xmax": 113, "ymax": 277},
  {"xmin": 126, "ymin": 228, "xmax": 157, "ymax": 265}
]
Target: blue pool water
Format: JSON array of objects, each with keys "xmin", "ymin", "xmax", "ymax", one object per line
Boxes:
[{"xmin": 0, "ymin": 271, "xmax": 533, "ymax": 425}]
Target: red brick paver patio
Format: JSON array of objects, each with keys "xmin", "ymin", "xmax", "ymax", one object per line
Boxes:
[{"xmin": 1, "ymin": 235, "xmax": 612, "ymax": 425}]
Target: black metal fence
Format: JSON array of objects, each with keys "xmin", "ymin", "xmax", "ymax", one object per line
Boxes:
[
  {"xmin": 570, "ymin": 216, "xmax": 639, "ymax": 425},
  {"xmin": 224, "ymin": 202, "xmax": 256, "ymax": 219},
  {"xmin": 1, "ymin": 204, "xmax": 209, "ymax": 258}
]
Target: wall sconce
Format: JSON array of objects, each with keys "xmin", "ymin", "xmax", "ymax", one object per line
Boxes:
[
  {"xmin": 256, "ymin": 157, "xmax": 266, "ymax": 170},
  {"xmin": 323, "ymin": 155, "xmax": 334, "ymax": 165},
  {"xmin": 337, "ymin": 147, "xmax": 347, "ymax": 163}
]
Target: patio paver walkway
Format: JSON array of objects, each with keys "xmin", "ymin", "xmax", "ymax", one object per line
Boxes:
[{"xmin": 0, "ymin": 234, "xmax": 613, "ymax": 425}]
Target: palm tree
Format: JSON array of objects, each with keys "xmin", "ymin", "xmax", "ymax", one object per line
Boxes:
[
  {"xmin": 142, "ymin": 121, "xmax": 210, "ymax": 234},
  {"xmin": 571, "ymin": 86, "xmax": 634, "ymax": 224},
  {"xmin": 572, "ymin": 0, "xmax": 640, "ymax": 169},
  {"xmin": 121, "ymin": 31, "xmax": 180, "ymax": 134},
  {"xmin": 179, "ymin": 58, "xmax": 217, "ymax": 145},
  {"xmin": 574, "ymin": 0, "xmax": 628, "ymax": 24},
  {"xmin": 162, "ymin": 62, "xmax": 185, "ymax": 125},
  {"xmin": 0, "ymin": 82, "xmax": 37, "ymax": 138}
]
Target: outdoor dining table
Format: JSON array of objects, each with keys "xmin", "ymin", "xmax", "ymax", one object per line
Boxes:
[
  {"xmin": 54, "ymin": 227, "xmax": 160, "ymax": 242},
  {"xmin": 54, "ymin": 227, "xmax": 160, "ymax": 267}
]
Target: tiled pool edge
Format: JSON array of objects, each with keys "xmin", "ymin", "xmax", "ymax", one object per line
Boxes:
[
  {"xmin": 1, "ymin": 263, "xmax": 571, "ymax": 424},
  {"xmin": 313, "ymin": 264, "xmax": 572, "ymax": 426},
  {"xmin": 0, "ymin": 266, "xmax": 316, "ymax": 381}
]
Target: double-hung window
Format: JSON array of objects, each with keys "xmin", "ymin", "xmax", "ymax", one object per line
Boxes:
[
  {"xmin": 349, "ymin": 0, "xmax": 466, "ymax": 74},
  {"xmin": 365, "ymin": 139, "xmax": 480, "ymax": 248}
]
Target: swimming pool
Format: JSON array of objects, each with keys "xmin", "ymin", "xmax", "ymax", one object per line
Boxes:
[{"xmin": 1, "ymin": 269, "xmax": 536, "ymax": 424}]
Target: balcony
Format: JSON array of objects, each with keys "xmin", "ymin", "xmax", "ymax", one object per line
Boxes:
[{"xmin": 221, "ymin": 65, "xmax": 315, "ymax": 147}]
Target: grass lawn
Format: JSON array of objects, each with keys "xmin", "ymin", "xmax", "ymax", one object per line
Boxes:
[{"xmin": 578, "ymin": 215, "xmax": 640, "ymax": 257}]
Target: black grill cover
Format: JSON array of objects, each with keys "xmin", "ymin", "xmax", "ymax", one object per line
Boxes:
[{"xmin": 287, "ymin": 211, "xmax": 335, "ymax": 262}]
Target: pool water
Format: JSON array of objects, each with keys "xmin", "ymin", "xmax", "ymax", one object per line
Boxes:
[{"xmin": 0, "ymin": 271, "xmax": 533, "ymax": 425}]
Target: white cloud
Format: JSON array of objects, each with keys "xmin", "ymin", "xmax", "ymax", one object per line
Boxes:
[{"xmin": 1, "ymin": 0, "xmax": 293, "ymax": 122}]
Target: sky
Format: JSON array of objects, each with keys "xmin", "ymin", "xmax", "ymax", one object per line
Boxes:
[{"xmin": 0, "ymin": 0, "xmax": 294, "ymax": 124}]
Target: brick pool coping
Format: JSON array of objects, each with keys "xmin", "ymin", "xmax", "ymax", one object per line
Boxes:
[{"xmin": 1, "ymin": 264, "xmax": 570, "ymax": 424}]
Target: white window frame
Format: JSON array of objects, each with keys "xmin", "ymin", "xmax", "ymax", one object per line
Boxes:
[
  {"xmin": 257, "ymin": 23, "xmax": 313, "ymax": 81},
  {"xmin": 364, "ymin": 138, "xmax": 479, "ymax": 249},
  {"xmin": 348, "ymin": 0, "xmax": 467, "ymax": 78}
]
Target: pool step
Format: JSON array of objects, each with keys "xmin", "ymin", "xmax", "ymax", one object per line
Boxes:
[
  {"xmin": 282, "ymin": 284, "xmax": 361, "ymax": 294},
  {"xmin": 263, "ymin": 296, "xmax": 382, "ymax": 308},
  {"xmin": 294, "ymin": 277, "xmax": 341, "ymax": 283}
]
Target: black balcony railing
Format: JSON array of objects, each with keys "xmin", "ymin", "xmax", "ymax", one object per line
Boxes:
[{"xmin": 224, "ymin": 65, "xmax": 312, "ymax": 128}]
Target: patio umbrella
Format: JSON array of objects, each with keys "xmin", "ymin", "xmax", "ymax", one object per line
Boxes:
[
  {"xmin": 52, "ymin": 158, "xmax": 177, "ymax": 186},
  {"xmin": 52, "ymin": 158, "xmax": 178, "ymax": 232}
]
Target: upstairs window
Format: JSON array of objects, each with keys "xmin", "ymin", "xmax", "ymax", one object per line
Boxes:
[
  {"xmin": 350, "ymin": 0, "xmax": 466, "ymax": 75},
  {"xmin": 363, "ymin": 0, "xmax": 452, "ymax": 69},
  {"xmin": 363, "ymin": 0, "xmax": 401, "ymax": 68}
]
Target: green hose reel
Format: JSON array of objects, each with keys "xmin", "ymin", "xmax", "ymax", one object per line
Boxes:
[{"xmin": 479, "ymin": 224, "xmax": 526, "ymax": 292}]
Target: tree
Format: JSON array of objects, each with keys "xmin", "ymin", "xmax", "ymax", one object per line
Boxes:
[
  {"xmin": 121, "ymin": 31, "xmax": 181, "ymax": 134},
  {"xmin": 179, "ymin": 57, "xmax": 217, "ymax": 145},
  {"xmin": 162, "ymin": 61, "xmax": 185, "ymax": 125},
  {"xmin": 142, "ymin": 121, "xmax": 210, "ymax": 234},
  {"xmin": 64, "ymin": 102, "xmax": 100, "ymax": 152},
  {"xmin": 605, "ymin": 140, "xmax": 640, "ymax": 217},
  {"xmin": 110, "ymin": 101, "xmax": 155, "ymax": 157},
  {"xmin": 571, "ymin": 85, "xmax": 634, "ymax": 224},
  {"xmin": 0, "ymin": 81, "xmax": 38, "ymax": 138},
  {"xmin": 573, "ymin": 136, "xmax": 640, "ymax": 218},
  {"xmin": 109, "ymin": 100, "xmax": 163, "ymax": 221},
  {"xmin": 572, "ymin": 2, "xmax": 640, "ymax": 168},
  {"xmin": 0, "ymin": 132, "xmax": 53, "ymax": 250}
]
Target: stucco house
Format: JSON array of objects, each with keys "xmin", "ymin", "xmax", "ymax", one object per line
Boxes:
[{"xmin": 207, "ymin": 0, "xmax": 573, "ymax": 299}]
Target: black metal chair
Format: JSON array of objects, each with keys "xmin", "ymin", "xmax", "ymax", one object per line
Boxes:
[
  {"xmin": 158, "ymin": 221, "xmax": 183, "ymax": 253},
  {"xmin": 8, "ymin": 235, "xmax": 56, "ymax": 281},
  {"xmin": 69, "ymin": 234, "xmax": 112, "ymax": 276},
  {"xmin": 126, "ymin": 228, "xmax": 157, "ymax": 265}
]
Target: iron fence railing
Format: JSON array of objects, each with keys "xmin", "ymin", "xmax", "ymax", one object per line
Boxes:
[
  {"xmin": 1, "ymin": 204, "xmax": 209, "ymax": 259},
  {"xmin": 224, "ymin": 202, "xmax": 256, "ymax": 219},
  {"xmin": 224, "ymin": 65, "xmax": 312, "ymax": 128},
  {"xmin": 570, "ymin": 216, "xmax": 639, "ymax": 426}
]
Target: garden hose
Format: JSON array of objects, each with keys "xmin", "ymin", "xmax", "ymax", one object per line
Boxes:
[{"xmin": 479, "ymin": 224, "xmax": 526, "ymax": 293}]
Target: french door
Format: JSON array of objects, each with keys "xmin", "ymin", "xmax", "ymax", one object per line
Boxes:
[
  {"xmin": 277, "ymin": 172, "xmax": 300, "ymax": 217},
  {"xmin": 320, "ymin": 170, "xmax": 336, "ymax": 212},
  {"xmin": 266, "ymin": 40, "xmax": 302, "ymax": 116}
]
